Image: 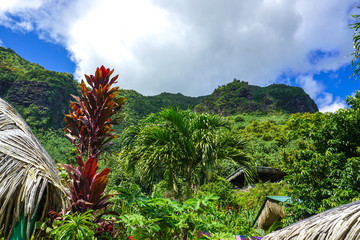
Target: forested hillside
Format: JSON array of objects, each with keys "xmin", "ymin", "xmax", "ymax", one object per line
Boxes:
[
  {"xmin": 0, "ymin": 46, "xmax": 318, "ymax": 131},
  {"xmin": 0, "ymin": 46, "xmax": 79, "ymax": 129},
  {"xmin": 117, "ymin": 90, "xmax": 204, "ymax": 130},
  {"xmin": 196, "ymin": 79, "xmax": 318, "ymax": 115}
]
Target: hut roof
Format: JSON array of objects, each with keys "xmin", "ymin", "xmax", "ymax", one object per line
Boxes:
[
  {"xmin": 262, "ymin": 199, "xmax": 360, "ymax": 240},
  {"xmin": 253, "ymin": 196, "xmax": 291, "ymax": 230},
  {"xmin": 226, "ymin": 166, "xmax": 286, "ymax": 187},
  {"xmin": 267, "ymin": 196, "xmax": 292, "ymax": 202},
  {"xmin": 0, "ymin": 98, "xmax": 68, "ymax": 239}
]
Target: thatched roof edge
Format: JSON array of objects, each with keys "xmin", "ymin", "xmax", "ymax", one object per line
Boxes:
[{"xmin": 262, "ymin": 199, "xmax": 360, "ymax": 240}]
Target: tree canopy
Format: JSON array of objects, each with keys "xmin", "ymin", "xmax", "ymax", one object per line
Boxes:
[{"xmin": 120, "ymin": 108, "xmax": 252, "ymax": 200}]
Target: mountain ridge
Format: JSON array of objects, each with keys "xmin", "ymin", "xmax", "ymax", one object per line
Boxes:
[
  {"xmin": 0, "ymin": 46, "xmax": 318, "ymax": 130},
  {"xmin": 195, "ymin": 79, "xmax": 318, "ymax": 115}
]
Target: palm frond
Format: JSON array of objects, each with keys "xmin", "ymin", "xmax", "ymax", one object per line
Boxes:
[{"xmin": 0, "ymin": 98, "xmax": 68, "ymax": 239}]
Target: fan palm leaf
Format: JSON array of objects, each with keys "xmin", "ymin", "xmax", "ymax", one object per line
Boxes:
[{"xmin": 0, "ymin": 98, "xmax": 68, "ymax": 239}]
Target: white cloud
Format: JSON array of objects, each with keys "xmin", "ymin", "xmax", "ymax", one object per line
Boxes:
[
  {"xmin": 0, "ymin": 0, "xmax": 358, "ymax": 97},
  {"xmin": 295, "ymin": 75, "xmax": 324, "ymax": 99},
  {"xmin": 0, "ymin": 39, "xmax": 4, "ymax": 47},
  {"xmin": 318, "ymin": 93, "xmax": 347, "ymax": 112},
  {"xmin": 295, "ymin": 75, "xmax": 348, "ymax": 113}
]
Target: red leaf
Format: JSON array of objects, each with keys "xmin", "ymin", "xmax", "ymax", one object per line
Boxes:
[
  {"xmin": 84, "ymin": 157, "xmax": 98, "ymax": 181},
  {"xmin": 89, "ymin": 175, "xmax": 109, "ymax": 203},
  {"xmin": 100, "ymin": 65, "xmax": 109, "ymax": 76},
  {"xmin": 93, "ymin": 168, "xmax": 110, "ymax": 182},
  {"xmin": 77, "ymin": 156, "xmax": 84, "ymax": 167},
  {"xmin": 84, "ymin": 74, "xmax": 94, "ymax": 87}
]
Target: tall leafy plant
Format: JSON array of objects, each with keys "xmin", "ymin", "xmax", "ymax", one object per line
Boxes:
[
  {"xmin": 64, "ymin": 65, "xmax": 126, "ymax": 159},
  {"xmin": 351, "ymin": 6, "xmax": 360, "ymax": 79},
  {"xmin": 63, "ymin": 66, "xmax": 125, "ymax": 212}
]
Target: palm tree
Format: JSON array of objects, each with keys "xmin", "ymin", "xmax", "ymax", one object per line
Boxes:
[
  {"xmin": 121, "ymin": 108, "xmax": 252, "ymax": 200},
  {"xmin": 0, "ymin": 98, "xmax": 68, "ymax": 239}
]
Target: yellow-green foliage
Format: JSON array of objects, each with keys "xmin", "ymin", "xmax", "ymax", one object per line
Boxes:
[
  {"xmin": 233, "ymin": 181, "xmax": 290, "ymax": 211},
  {"xmin": 231, "ymin": 112, "xmax": 290, "ymax": 129},
  {"xmin": 236, "ymin": 116, "xmax": 292, "ymax": 167}
]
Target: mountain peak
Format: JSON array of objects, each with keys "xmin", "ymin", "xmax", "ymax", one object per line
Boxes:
[{"xmin": 195, "ymin": 79, "xmax": 318, "ymax": 115}]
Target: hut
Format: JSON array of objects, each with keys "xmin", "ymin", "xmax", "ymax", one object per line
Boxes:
[
  {"xmin": 262, "ymin": 199, "xmax": 360, "ymax": 239},
  {"xmin": 0, "ymin": 98, "xmax": 67, "ymax": 239},
  {"xmin": 253, "ymin": 196, "xmax": 291, "ymax": 230},
  {"xmin": 226, "ymin": 166, "xmax": 286, "ymax": 188}
]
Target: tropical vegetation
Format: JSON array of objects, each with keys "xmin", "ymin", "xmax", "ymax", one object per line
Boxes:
[
  {"xmin": 120, "ymin": 108, "xmax": 252, "ymax": 200},
  {"xmin": 1, "ymin": 6, "xmax": 360, "ymax": 240}
]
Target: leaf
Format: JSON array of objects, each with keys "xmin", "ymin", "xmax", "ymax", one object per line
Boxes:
[
  {"xmin": 77, "ymin": 156, "xmax": 84, "ymax": 167},
  {"xmin": 89, "ymin": 175, "xmax": 109, "ymax": 203},
  {"xmin": 83, "ymin": 157, "xmax": 98, "ymax": 182}
]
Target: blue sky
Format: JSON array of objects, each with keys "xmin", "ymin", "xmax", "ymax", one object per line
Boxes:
[
  {"xmin": 0, "ymin": 26, "xmax": 75, "ymax": 73},
  {"xmin": 0, "ymin": 0, "xmax": 359, "ymax": 112}
]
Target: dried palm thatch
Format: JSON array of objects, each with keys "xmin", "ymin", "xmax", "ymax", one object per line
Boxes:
[
  {"xmin": 262, "ymin": 199, "xmax": 360, "ymax": 240},
  {"xmin": 254, "ymin": 197, "xmax": 288, "ymax": 230},
  {"xmin": 0, "ymin": 98, "xmax": 68, "ymax": 239}
]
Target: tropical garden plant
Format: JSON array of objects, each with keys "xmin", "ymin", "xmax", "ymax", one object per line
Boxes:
[
  {"xmin": 64, "ymin": 65, "xmax": 126, "ymax": 159},
  {"xmin": 50, "ymin": 210, "xmax": 97, "ymax": 240},
  {"xmin": 113, "ymin": 186, "xmax": 259, "ymax": 240},
  {"xmin": 57, "ymin": 66, "xmax": 126, "ymax": 238}
]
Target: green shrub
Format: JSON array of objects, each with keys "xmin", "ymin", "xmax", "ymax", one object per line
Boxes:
[
  {"xmin": 196, "ymin": 174, "xmax": 236, "ymax": 207},
  {"xmin": 232, "ymin": 181, "xmax": 290, "ymax": 212}
]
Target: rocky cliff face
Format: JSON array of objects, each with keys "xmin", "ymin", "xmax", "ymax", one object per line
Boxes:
[{"xmin": 195, "ymin": 80, "xmax": 318, "ymax": 115}]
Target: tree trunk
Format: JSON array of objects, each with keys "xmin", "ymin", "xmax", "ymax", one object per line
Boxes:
[
  {"xmin": 181, "ymin": 227, "xmax": 188, "ymax": 240},
  {"xmin": 185, "ymin": 178, "xmax": 191, "ymax": 200}
]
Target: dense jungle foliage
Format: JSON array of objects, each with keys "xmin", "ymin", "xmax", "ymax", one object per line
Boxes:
[
  {"xmin": 32, "ymin": 91, "xmax": 360, "ymax": 237},
  {"xmin": 1, "ymin": 57, "xmax": 358, "ymax": 239},
  {"xmin": 32, "ymin": 98, "xmax": 360, "ymax": 239},
  {"xmin": 3, "ymin": 12, "xmax": 360, "ymax": 236}
]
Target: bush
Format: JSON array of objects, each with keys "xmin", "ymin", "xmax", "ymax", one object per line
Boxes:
[
  {"xmin": 232, "ymin": 181, "xmax": 290, "ymax": 212},
  {"xmin": 196, "ymin": 174, "xmax": 236, "ymax": 207}
]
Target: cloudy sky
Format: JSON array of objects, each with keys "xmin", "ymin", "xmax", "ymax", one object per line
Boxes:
[{"xmin": 0, "ymin": 0, "xmax": 359, "ymax": 112}]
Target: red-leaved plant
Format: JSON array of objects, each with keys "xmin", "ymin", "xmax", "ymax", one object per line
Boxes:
[
  {"xmin": 63, "ymin": 157, "xmax": 112, "ymax": 213},
  {"xmin": 65, "ymin": 65, "xmax": 126, "ymax": 159},
  {"xmin": 63, "ymin": 66, "xmax": 125, "ymax": 213}
]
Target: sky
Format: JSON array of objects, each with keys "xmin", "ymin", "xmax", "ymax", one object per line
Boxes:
[{"xmin": 0, "ymin": 0, "xmax": 360, "ymax": 112}]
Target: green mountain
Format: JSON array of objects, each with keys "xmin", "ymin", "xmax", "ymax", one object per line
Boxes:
[
  {"xmin": 0, "ymin": 47, "xmax": 318, "ymax": 131},
  {"xmin": 0, "ymin": 47, "xmax": 204, "ymax": 130},
  {"xmin": 117, "ymin": 90, "xmax": 205, "ymax": 130},
  {"xmin": 195, "ymin": 79, "xmax": 318, "ymax": 115},
  {"xmin": 0, "ymin": 46, "xmax": 79, "ymax": 129}
]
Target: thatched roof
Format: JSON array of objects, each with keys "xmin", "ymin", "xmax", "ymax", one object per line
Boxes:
[
  {"xmin": 262, "ymin": 199, "xmax": 360, "ymax": 240},
  {"xmin": 0, "ymin": 98, "xmax": 68, "ymax": 239},
  {"xmin": 254, "ymin": 196, "xmax": 291, "ymax": 230},
  {"xmin": 226, "ymin": 166, "xmax": 286, "ymax": 187}
]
